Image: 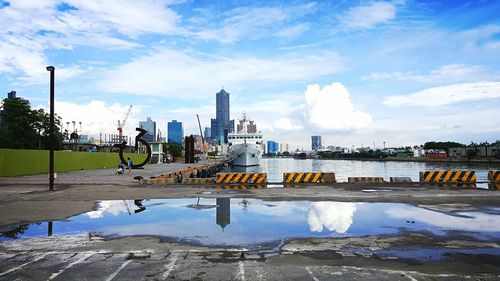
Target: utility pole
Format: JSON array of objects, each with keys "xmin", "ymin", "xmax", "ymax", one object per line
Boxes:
[{"xmin": 46, "ymin": 66, "xmax": 55, "ymax": 191}]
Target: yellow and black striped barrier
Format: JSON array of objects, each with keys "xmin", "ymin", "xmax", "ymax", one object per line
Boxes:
[
  {"xmin": 348, "ymin": 177, "xmax": 385, "ymax": 183},
  {"xmin": 489, "ymin": 170, "xmax": 500, "ymax": 182},
  {"xmin": 489, "ymin": 182, "xmax": 500, "ymax": 190},
  {"xmin": 419, "ymin": 171, "xmax": 476, "ymax": 183},
  {"xmin": 216, "ymin": 185, "xmax": 267, "ymax": 190},
  {"xmin": 215, "ymin": 173, "xmax": 267, "ymax": 184},
  {"xmin": 283, "ymin": 172, "xmax": 336, "ymax": 183}
]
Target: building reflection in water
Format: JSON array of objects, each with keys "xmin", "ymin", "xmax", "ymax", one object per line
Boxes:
[
  {"xmin": 48, "ymin": 221, "xmax": 52, "ymax": 237},
  {"xmin": 216, "ymin": 198, "xmax": 230, "ymax": 231}
]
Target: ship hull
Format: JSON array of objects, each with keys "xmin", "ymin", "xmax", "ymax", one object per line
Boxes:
[{"xmin": 229, "ymin": 143, "xmax": 262, "ymax": 167}]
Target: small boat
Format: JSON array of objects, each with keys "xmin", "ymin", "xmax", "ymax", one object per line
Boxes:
[{"xmin": 293, "ymin": 152, "xmax": 307, "ymax": 159}]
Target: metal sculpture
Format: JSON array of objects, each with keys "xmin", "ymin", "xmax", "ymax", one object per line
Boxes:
[{"xmin": 115, "ymin": 127, "xmax": 152, "ymax": 168}]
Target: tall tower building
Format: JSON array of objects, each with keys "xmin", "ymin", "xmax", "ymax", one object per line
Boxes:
[
  {"xmin": 311, "ymin": 136, "xmax": 322, "ymax": 151},
  {"xmin": 139, "ymin": 117, "xmax": 156, "ymax": 142},
  {"xmin": 211, "ymin": 88, "xmax": 234, "ymax": 144},
  {"xmin": 167, "ymin": 120, "xmax": 183, "ymax": 144}
]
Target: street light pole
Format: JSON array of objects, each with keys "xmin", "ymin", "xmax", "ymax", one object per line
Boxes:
[{"xmin": 47, "ymin": 66, "xmax": 55, "ymax": 191}]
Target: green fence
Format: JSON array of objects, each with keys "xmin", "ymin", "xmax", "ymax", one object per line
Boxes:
[{"xmin": 0, "ymin": 149, "xmax": 148, "ymax": 177}]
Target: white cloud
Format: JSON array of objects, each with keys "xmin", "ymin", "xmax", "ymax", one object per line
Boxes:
[
  {"xmin": 98, "ymin": 49, "xmax": 344, "ymax": 98},
  {"xmin": 0, "ymin": 0, "xmax": 181, "ymax": 80},
  {"xmin": 383, "ymin": 81, "xmax": 500, "ymax": 107},
  {"xmin": 363, "ymin": 64, "xmax": 489, "ymax": 83},
  {"xmin": 37, "ymin": 100, "xmax": 143, "ymax": 139},
  {"xmin": 304, "ymin": 82, "xmax": 372, "ymax": 130},
  {"xmin": 193, "ymin": 3, "xmax": 316, "ymax": 43},
  {"xmin": 307, "ymin": 202, "xmax": 357, "ymax": 233},
  {"xmin": 274, "ymin": 118, "xmax": 303, "ymax": 131},
  {"xmin": 86, "ymin": 200, "xmax": 131, "ymax": 218},
  {"xmin": 341, "ymin": 2, "xmax": 396, "ymax": 29}
]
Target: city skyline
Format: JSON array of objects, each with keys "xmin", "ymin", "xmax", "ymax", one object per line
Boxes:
[{"xmin": 0, "ymin": 1, "xmax": 499, "ymax": 148}]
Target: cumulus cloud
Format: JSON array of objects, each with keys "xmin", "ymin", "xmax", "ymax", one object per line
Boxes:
[
  {"xmin": 362, "ymin": 64, "xmax": 489, "ymax": 83},
  {"xmin": 383, "ymin": 82, "xmax": 500, "ymax": 107},
  {"xmin": 307, "ymin": 202, "xmax": 357, "ymax": 233},
  {"xmin": 304, "ymin": 82, "xmax": 372, "ymax": 130},
  {"xmin": 86, "ymin": 200, "xmax": 131, "ymax": 218},
  {"xmin": 36, "ymin": 100, "xmax": 142, "ymax": 138},
  {"xmin": 341, "ymin": 2, "xmax": 396, "ymax": 29},
  {"xmin": 274, "ymin": 118, "xmax": 303, "ymax": 131},
  {"xmin": 98, "ymin": 49, "xmax": 344, "ymax": 98}
]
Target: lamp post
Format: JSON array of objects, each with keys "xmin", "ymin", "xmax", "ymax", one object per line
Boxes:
[{"xmin": 46, "ymin": 66, "xmax": 55, "ymax": 191}]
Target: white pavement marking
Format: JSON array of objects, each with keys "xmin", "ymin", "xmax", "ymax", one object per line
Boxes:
[
  {"xmin": 48, "ymin": 252, "xmax": 94, "ymax": 280},
  {"xmin": 306, "ymin": 267, "xmax": 319, "ymax": 281},
  {"xmin": 238, "ymin": 261, "xmax": 245, "ymax": 281},
  {"xmin": 0, "ymin": 253, "xmax": 49, "ymax": 277},
  {"xmin": 162, "ymin": 252, "xmax": 179, "ymax": 279},
  {"xmin": 254, "ymin": 261, "xmax": 265, "ymax": 280},
  {"xmin": 105, "ymin": 260, "xmax": 132, "ymax": 281}
]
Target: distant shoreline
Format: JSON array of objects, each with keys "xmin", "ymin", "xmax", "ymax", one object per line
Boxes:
[{"xmin": 263, "ymin": 156, "xmax": 500, "ymax": 166}]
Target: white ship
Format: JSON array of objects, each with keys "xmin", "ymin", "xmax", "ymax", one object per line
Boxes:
[{"xmin": 228, "ymin": 113, "xmax": 263, "ymax": 167}]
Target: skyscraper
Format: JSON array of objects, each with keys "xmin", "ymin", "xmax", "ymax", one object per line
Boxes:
[
  {"xmin": 167, "ymin": 120, "xmax": 183, "ymax": 144},
  {"xmin": 267, "ymin": 140, "xmax": 279, "ymax": 154},
  {"xmin": 211, "ymin": 88, "xmax": 234, "ymax": 144},
  {"xmin": 139, "ymin": 117, "xmax": 156, "ymax": 142},
  {"xmin": 311, "ymin": 136, "xmax": 322, "ymax": 151},
  {"xmin": 204, "ymin": 127, "xmax": 211, "ymax": 139}
]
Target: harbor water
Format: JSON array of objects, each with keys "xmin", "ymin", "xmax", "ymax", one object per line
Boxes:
[{"xmin": 228, "ymin": 158, "xmax": 499, "ymax": 183}]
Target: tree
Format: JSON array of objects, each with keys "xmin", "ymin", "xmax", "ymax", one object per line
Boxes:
[
  {"xmin": 0, "ymin": 97, "xmax": 63, "ymax": 149},
  {"xmin": 163, "ymin": 142, "xmax": 183, "ymax": 158},
  {"xmin": 466, "ymin": 147, "xmax": 477, "ymax": 160},
  {"xmin": 423, "ymin": 141, "xmax": 465, "ymax": 152}
]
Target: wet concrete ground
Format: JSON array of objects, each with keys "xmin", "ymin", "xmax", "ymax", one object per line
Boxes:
[
  {"xmin": 0, "ymin": 233, "xmax": 499, "ymax": 280},
  {"xmin": 1, "ymin": 163, "xmax": 500, "ymax": 280}
]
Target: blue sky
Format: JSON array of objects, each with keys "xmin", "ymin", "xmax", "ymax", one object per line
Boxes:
[{"xmin": 0, "ymin": 0, "xmax": 499, "ymax": 149}]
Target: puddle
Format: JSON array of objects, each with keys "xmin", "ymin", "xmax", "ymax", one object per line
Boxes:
[{"xmin": 1, "ymin": 199, "xmax": 500, "ymax": 249}]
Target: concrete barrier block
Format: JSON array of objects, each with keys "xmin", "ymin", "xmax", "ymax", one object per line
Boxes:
[
  {"xmin": 322, "ymin": 173, "xmax": 336, "ymax": 183},
  {"xmin": 348, "ymin": 177, "xmax": 385, "ymax": 183},
  {"xmin": 489, "ymin": 171, "xmax": 500, "ymax": 182},
  {"xmin": 419, "ymin": 171, "xmax": 476, "ymax": 183},
  {"xmin": 216, "ymin": 173, "xmax": 267, "ymax": 184},
  {"xmin": 283, "ymin": 172, "xmax": 324, "ymax": 183},
  {"xmin": 390, "ymin": 177, "xmax": 412, "ymax": 183}
]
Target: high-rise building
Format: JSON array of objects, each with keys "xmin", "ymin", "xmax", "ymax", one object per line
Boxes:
[
  {"xmin": 267, "ymin": 140, "xmax": 279, "ymax": 154},
  {"xmin": 311, "ymin": 136, "xmax": 322, "ymax": 151},
  {"xmin": 204, "ymin": 127, "xmax": 211, "ymax": 139},
  {"xmin": 139, "ymin": 117, "xmax": 156, "ymax": 142},
  {"xmin": 167, "ymin": 120, "xmax": 183, "ymax": 144},
  {"xmin": 280, "ymin": 143, "xmax": 289, "ymax": 153},
  {"xmin": 7, "ymin": 91, "xmax": 16, "ymax": 99},
  {"xmin": 211, "ymin": 88, "xmax": 234, "ymax": 144}
]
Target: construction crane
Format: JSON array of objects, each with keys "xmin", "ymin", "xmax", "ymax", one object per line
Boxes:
[
  {"xmin": 117, "ymin": 105, "xmax": 133, "ymax": 143},
  {"xmin": 196, "ymin": 114, "xmax": 206, "ymax": 153}
]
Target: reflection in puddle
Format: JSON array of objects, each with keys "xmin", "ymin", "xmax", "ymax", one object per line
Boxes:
[{"xmin": 1, "ymin": 199, "xmax": 500, "ymax": 248}]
